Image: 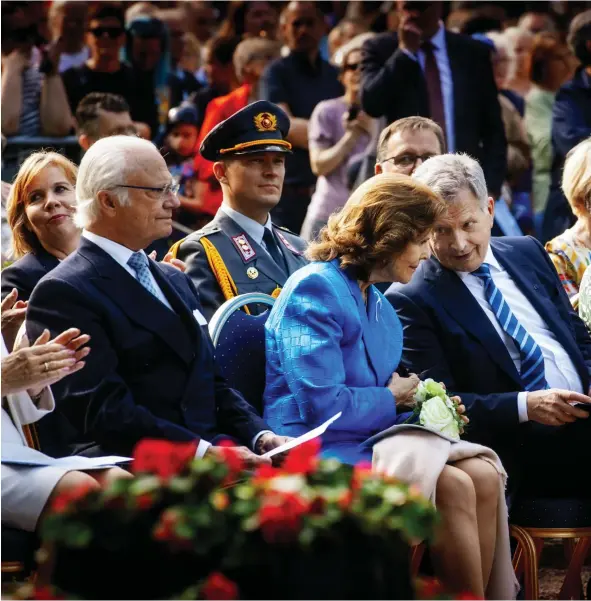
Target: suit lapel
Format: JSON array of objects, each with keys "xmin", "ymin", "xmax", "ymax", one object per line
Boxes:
[
  {"xmin": 425, "ymin": 259, "xmax": 522, "ymax": 386},
  {"xmin": 36, "ymin": 247, "xmax": 60, "ymax": 272},
  {"xmin": 80, "ymin": 239, "xmax": 195, "ymax": 364},
  {"xmin": 274, "ymin": 226, "xmax": 306, "ymax": 275},
  {"xmin": 217, "ymin": 213, "xmax": 287, "ymax": 286},
  {"xmin": 332, "ymin": 261, "xmax": 382, "ymax": 384}
]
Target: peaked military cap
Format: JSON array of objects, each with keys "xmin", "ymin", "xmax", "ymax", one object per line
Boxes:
[{"xmin": 200, "ymin": 100, "xmax": 292, "ymax": 161}]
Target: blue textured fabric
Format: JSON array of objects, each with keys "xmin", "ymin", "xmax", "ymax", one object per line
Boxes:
[
  {"xmin": 127, "ymin": 252, "xmax": 161, "ymax": 300},
  {"xmin": 263, "ymin": 259, "xmax": 408, "ymax": 465},
  {"xmin": 472, "ymin": 263, "xmax": 548, "ymax": 391}
]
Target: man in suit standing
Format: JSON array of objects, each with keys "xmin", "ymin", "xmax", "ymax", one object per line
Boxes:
[
  {"xmin": 386, "ymin": 153, "xmax": 591, "ymax": 498},
  {"xmin": 26, "ymin": 135, "xmax": 287, "ymax": 463},
  {"xmin": 360, "ymin": 0, "xmax": 506, "ymax": 199},
  {"xmin": 172, "ymin": 100, "xmax": 308, "ymax": 321}
]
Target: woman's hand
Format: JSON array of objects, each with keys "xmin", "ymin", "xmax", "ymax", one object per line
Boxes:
[
  {"xmin": 388, "ymin": 372, "xmax": 420, "ymax": 408},
  {"xmin": 1, "ymin": 288, "xmax": 28, "ymax": 351},
  {"xmin": 148, "ymin": 251, "xmax": 187, "ymax": 273},
  {"xmin": 1, "ymin": 328, "xmax": 90, "ymax": 398},
  {"xmin": 451, "ymin": 395, "xmax": 470, "ymax": 434}
]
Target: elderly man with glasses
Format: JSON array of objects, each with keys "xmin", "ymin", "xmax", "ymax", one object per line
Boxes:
[{"xmin": 26, "ymin": 135, "xmax": 288, "ymax": 464}]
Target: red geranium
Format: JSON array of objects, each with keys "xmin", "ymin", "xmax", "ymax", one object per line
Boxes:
[
  {"xmin": 351, "ymin": 461, "xmax": 373, "ymax": 490},
  {"xmin": 259, "ymin": 492, "xmax": 310, "ymax": 544},
  {"xmin": 32, "ymin": 585, "xmax": 65, "ymax": 600},
  {"xmin": 416, "ymin": 577, "xmax": 446, "ymax": 599},
  {"xmin": 252, "ymin": 463, "xmax": 278, "ymax": 484},
  {"xmin": 50, "ymin": 482, "xmax": 95, "ymax": 515},
  {"xmin": 201, "ymin": 572, "xmax": 239, "ymax": 600},
  {"xmin": 283, "ymin": 438, "xmax": 320, "ymax": 475},
  {"xmin": 133, "ymin": 439, "xmax": 198, "ymax": 481},
  {"xmin": 216, "ymin": 440, "xmax": 245, "ymax": 474}
]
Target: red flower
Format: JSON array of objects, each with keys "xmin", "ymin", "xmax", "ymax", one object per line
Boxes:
[
  {"xmin": 50, "ymin": 483, "xmax": 94, "ymax": 515},
  {"xmin": 337, "ymin": 490, "xmax": 353, "ymax": 510},
  {"xmin": 259, "ymin": 492, "xmax": 310, "ymax": 544},
  {"xmin": 216, "ymin": 440, "xmax": 245, "ymax": 474},
  {"xmin": 135, "ymin": 492, "xmax": 154, "ymax": 510},
  {"xmin": 416, "ymin": 577, "xmax": 446, "ymax": 599},
  {"xmin": 252, "ymin": 463, "xmax": 278, "ymax": 484},
  {"xmin": 351, "ymin": 461, "xmax": 373, "ymax": 490},
  {"xmin": 133, "ymin": 439, "xmax": 198, "ymax": 481},
  {"xmin": 201, "ymin": 572, "xmax": 239, "ymax": 600},
  {"xmin": 153, "ymin": 509, "xmax": 180, "ymax": 542},
  {"xmin": 32, "ymin": 585, "xmax": 65, "ymax": 600},
  {"xmin": 283, "ymin": 438, "xmax": 320, "ymax": 475}
]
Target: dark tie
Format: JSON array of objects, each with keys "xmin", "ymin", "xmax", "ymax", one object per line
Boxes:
[
  {"xmin": 421, "ymin": 41, "xmax": 446, "ymax": 136},
  {"xmin": 472, "ymin": 264, "xmax": 548, "ymax": 391},
  {"xmin": 263, "ymin": 228, "xmax": 286, "ymax": 271}
]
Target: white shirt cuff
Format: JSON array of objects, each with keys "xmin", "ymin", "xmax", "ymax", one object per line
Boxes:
[
  {"xmin": 252, "ymin": 430, "xmax": 273, "ymax": 451},
  {"xmin": 195, "ymin": 439, "xmax": 211, "ymax": 458},
  {"xmin": 401, "ymin": 48, "xmax": 419, "ymax": 61},
  {"xmin": 517, "ymin": 392, "xmax": 529, "ymax": 423}
]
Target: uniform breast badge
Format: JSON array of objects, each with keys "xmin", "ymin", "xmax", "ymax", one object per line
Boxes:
[
  {"xmin": 231, "ymin": 234, "xmax": 256, "ymax": 261},
  {"xmin": 247, "ymin": 267, "xmax": 259, "ymax": 279}
]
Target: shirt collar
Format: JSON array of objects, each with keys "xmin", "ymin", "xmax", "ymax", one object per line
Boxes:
[
  {"xmin": 428, "ymin": 22, "xmax": 446, "ymax": 51},
  {"xmin": 220, "ymin": 205, "xmax": 272, "ymax": 247},
  {"xmin": 455, "ymin": 245, "xmax": 501, "ymax": 279},
  {"xmin": 82, "ymin": 230, "xmax": 144, "ymax": 270}
]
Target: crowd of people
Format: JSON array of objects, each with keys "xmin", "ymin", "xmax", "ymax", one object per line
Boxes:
[{"xmin": 2, "ymin": 1, "xmax": 591, "ymax": 599}]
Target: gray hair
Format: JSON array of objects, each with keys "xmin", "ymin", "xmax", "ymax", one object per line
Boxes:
[
  {"xmin": 233, "ymin": 38, "xmax": 280, "ymax": 81},
  {"xmin": 412, "ymin": 153, "xmax": 489, "ymax": 210},
  {"xmin": 75, "ymin": 135, "xmax": 156, "ymax": 228}
]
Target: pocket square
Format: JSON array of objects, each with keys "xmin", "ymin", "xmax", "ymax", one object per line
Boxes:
[{"xmin": 193, "ymin": 308, "xmax": 207, "ymax": 326}]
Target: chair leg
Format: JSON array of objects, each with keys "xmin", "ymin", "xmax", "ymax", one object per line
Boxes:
[
  {"xmin": 558, "ymin": 537, "xmax": 591, "ymax": 600},
  {"xmin": 410, "ymin": 542, "xmax": 426, "ymax": 577},
  {"xmin": 511, "ymin": 525, "xmax": 540, "ymax": 600}
]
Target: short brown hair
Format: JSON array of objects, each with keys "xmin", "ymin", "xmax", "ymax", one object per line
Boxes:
[
  {"xmin": 529, "ymin": 33, "xmax": 569, "ymax": 86},
  {"xmin": 376, "ymin": 117, "xmax": 446, "ymax": 163},
  {"xmin": 306, "ymin": 173, "xmax": 445, "ymax": 281},
  {"xmin": 7, "ymin": 151, "xmax": 78, "ymax": 259}
]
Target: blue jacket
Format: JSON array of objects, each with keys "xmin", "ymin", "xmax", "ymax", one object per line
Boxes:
[
  {"xmin": 25, "ymin": 237, "xmax": 268, "ymax": 457},
  {"xmin": 263, "ymin": 259, "xmax": 408, "ymax": 465},
  {"xmin": 386, "ymin": 236, "xmax": 591, "ymax": 452}
]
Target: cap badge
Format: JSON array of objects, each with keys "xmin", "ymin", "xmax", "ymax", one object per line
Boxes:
[
  {"xmin": 254, "ymin": 112, "xmax": 277, "ymax": 132},
  {"xmin": 247, "ymin": 267, "xmax": 259, "ymax": 279}
]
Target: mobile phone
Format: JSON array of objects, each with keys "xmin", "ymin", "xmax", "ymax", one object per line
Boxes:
[{"xmin": 347, "ymin": 105, "xmax": 360, "ymax": 121}]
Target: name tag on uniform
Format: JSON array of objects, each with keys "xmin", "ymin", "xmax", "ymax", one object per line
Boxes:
[{"xmin": 193, "ymin": 308, "xmax": 208, "ymax": 326}]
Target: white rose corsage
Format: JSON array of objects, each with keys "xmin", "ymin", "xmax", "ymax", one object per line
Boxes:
[{"xmin": 409, "ymin": 379, "xmax": 466, "ymax": 442}]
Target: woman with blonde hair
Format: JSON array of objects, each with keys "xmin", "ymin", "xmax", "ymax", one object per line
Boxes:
[
  {"xmin": 264, "ymin": 173, "xmax": 511, "ymax": 598},
  {"xmin": 546, "ymin": 138, "xmax": 591, "ymax": 308},
  {"xmin": 2, "ymin": 151, "xmax": 80, "ymax": 301}
]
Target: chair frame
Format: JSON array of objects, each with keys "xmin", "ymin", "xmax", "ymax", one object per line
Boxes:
[
  {"xmin": 208, "ymin": 293, "xmax": 276, "ymax": 347},
  {"xmin": 511, "ymin": 524, "xmax": 591, "ymax": 600}
]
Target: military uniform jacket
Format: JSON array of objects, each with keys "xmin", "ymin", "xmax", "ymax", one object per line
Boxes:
[{"xmin": 176, "ymin": 209, "xmax": 309, "ymax": 320}]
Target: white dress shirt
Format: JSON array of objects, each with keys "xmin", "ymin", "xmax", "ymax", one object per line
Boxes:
[
  {"xmin": 402, "ymin": 22, "xmax": 455, "ymax": 152},
  {"xmin": 82, "ymin": 231, "xmax": 216, "ymax": 456},
  {"xmin": 457, "ymin": 246, "xmax": 583, "ymax": 422}
]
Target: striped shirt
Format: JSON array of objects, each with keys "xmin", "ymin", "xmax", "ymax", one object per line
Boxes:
[{"xmin": 18, "ymin": 67, "xmax": 42, "ymax": 136}]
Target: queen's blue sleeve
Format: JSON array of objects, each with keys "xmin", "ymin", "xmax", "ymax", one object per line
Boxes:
[{"xmin": 273, "ymin": 272, "xmax": 397, "ymax": 432}]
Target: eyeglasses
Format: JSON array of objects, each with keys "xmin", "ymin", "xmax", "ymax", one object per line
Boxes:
[
  {"xmin": 382, "ymin": 152, "xmax": 437, "ymax": 169},
  {"xmin": 343, "ymin": 62, "xmax": 361, "ymax": 72},
  {"xmin": 89, "ymin": 26, "xmax": 124, "ymax": 39},
  {"xmin": 115, "ymin": 183, "xmax": 180, "ymax": 197}
]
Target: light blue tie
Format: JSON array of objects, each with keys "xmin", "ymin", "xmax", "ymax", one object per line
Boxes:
[
  {"xmin": 472, "ymin": 263, "xmax": 548, "ymax": 391},
  {"xmin": 127, "ymin": 252, "xmax": 160, "ymax": 300}
]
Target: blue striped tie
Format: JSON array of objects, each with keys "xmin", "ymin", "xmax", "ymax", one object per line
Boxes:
[
  {"xmin": 127, "ymin": 252, "xmax": 161, "ymax": 300},
  {"xmin": 472, "ymin": 263, "xmax": 548, "ymax": 391}
]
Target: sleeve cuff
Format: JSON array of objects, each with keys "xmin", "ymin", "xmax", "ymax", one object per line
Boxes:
[
  {"xmin": 252, "ymin": 430, "xmax": 273, "ymax": 451},
  {"xmin": 195, "ymin": 439, "xmax": 211, "ymax": 458},
  {"xmin": 517, "ymin": 392, "xmax": 529, "ymax": 423}
]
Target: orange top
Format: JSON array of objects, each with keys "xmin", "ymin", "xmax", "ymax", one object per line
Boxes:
[{"xmin": 194, "ymin": 84, "xmax": 252, "ymax": 216}]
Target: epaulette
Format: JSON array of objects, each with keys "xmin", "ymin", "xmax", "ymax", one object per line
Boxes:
[
  {"xmin": 274, "ymin": 224, "xmax": 298, "ymax": 236},
  {"xmin": 194, "ymin": 224, "xmax": 222, "ymax": 239}
]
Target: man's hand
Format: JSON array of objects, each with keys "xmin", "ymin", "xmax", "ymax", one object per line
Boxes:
[
  {"xmin": 3, "ymin": 49, "xmax": 30, "ymax": 74},
  {"xmin": 255, "ymin": 432, "xmax": 293, "ymax": 466},
  {"xmin": 398, "ymin": 13, "xmax": 422, "ymax": 55},
  {"xmin": 526, "ymin": 389, "xmax": 591, "ymax": 426},
  {"xmin": 205, "ymin": 445, "xmax": 271, "ymax": 468},
  {"xmin": 148, "ymin": 251, "xmax": 187, "ymax": 272},
  {"xmin": 1, "ymin": 288, "xmax": 28, "ymax": 352}
]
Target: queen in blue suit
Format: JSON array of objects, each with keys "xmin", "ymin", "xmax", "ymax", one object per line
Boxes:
[
  {"xmin": 263, "ymin": 174, "xmax": 510, "ymax": 599},
  {"xmin": 264, "ymin": 174, "xmax": 444, "ymax": 465}
]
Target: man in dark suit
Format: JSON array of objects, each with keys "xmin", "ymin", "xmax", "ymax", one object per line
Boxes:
[
  {"xmin": 26, "ymin": 135, "xmax": 287, "ymax": 463},
  {"xmin": 360, "ymin": 0, "xmax": 506, "ymax": 198},
  {"xmin": 172, "ymin": 100, "xmax": 308, "ymax": 321},
  {"xmin": 386, "ymin": 153, "xmax": 591, "ymax": 498}
]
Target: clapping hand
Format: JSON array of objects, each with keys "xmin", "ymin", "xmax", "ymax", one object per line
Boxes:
[
  {"xmin": 1, "ymin": 328, "xmax": 90, "ymax": 398},
  {"xmin": 149, "ymin": 251, "xmax": 186, "ymax": 273},
  {"xmin": 1, "ymin": 288, "xmax": 28, "ymax": 351}
]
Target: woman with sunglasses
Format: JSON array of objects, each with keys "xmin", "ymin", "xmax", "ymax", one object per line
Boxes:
[
  {"xmin": 1, "ymin": 151, "xmax": 183, "ymax": 309},
  {"xmin": 300, "ymin": 40, "xmax": 377, "ymax": 242}
]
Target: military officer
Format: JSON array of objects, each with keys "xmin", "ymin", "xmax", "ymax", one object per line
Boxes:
[{"xmin": 171, "ymin": 100, "xmax": 308, "ymax": 320}]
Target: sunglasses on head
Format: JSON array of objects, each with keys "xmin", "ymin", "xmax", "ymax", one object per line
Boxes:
[
  {"xmin": 89, "ymin": 26, "xmax": 124, "ymax": 39},
  {"xmin": 343, "ymin": 62, "xmax": 361, "ymax": 72}
]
